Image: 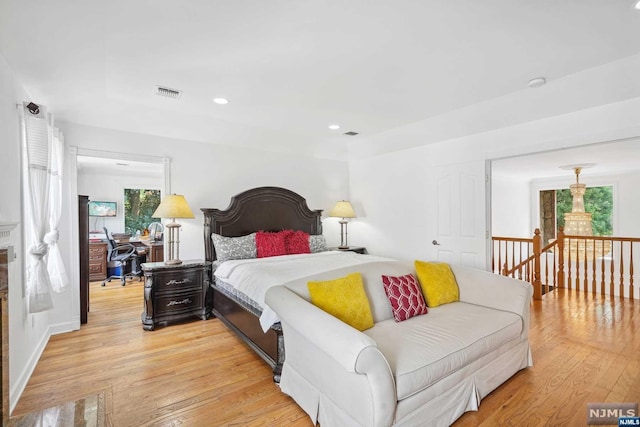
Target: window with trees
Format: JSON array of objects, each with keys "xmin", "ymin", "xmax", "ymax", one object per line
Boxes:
[
  {"xmin": 556, "ymin": 186, "xmax": 613, "ymax": 236},
  {"xmin": 124, "ymin": 189, "xmax": 161, "ymax": 235},
  {"xmin": 539, "ymin": 185, "xmax": 613, "ymax": 244}
]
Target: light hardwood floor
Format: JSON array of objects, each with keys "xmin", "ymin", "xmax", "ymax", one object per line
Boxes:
[{"xmin": 11, "ymin": 281, "xmax": 640, "ymax": 426}]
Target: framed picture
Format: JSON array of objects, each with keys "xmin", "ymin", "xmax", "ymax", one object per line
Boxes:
[{"xmin": 88, "ymin": 201, "xmax": 117, "ymax": 217}]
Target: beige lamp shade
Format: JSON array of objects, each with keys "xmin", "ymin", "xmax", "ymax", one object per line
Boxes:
[
  {"xmin": 152, "ymin": 194, "xmax": 195, "ymax": 219},
  {"xmin": 329, "ymin": 201, "xmax": 356, "ymax": 218}
]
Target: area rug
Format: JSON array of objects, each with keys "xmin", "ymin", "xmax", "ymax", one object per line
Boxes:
[{"xmin": 9, "ymin": 392, "xmax": 105, "ymax": 427}]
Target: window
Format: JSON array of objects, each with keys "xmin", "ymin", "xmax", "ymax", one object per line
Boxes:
[
  {"xmin": 539, "ymin": 185, "xmax": 613, "ymax": 244},
  {"xmin": 556, "ymin": 186, "xmax": 613, "ymax": 236},
  {"xmin": 124, "ymin": 189, "xmax": 161, "ymax": 235}
]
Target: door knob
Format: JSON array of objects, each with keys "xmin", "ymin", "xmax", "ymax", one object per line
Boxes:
[{"xmin": 432, "ymin": 240, "xmax": 440, "ymax": 246}]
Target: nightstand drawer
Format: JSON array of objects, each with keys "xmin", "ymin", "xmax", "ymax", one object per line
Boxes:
[
  {"xmin": 155, "ymin": 290, "xmax": 203, "ymax": 317},
  {"xmin": 152, "ymin": 269, "xmax": 202, "ymax": 294}
]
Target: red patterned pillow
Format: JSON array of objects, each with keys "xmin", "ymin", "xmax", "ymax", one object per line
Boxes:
[
  {"xmin": 255, "ymin": 231, "xmax": 287, "ymax": 258},
  {"xmin": 283, "ymin": 230, "xmax": 310, "ymax": 254},
  {"xmin": 381, "ymin": 274, "xmax": 428, "ymax": 322}
]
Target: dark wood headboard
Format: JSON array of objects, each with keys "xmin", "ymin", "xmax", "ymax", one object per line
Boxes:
[{"xmin": 201, "ymin": 186, "xmax": 323, "ymax": 262}]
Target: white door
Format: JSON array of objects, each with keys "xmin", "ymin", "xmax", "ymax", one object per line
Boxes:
[{"xmin": 428, "ymin": 160, "xmax": 488, "ymax": 269}]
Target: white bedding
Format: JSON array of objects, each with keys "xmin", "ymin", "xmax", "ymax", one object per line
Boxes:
[{"xmin": 214, "ymin": 251, "xmax": 394, "ymax": 331}]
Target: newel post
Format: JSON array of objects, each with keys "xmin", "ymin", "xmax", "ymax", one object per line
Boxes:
[
  {"xmin": 557, "ymin": 226, "xmax": 565, "ymax": 289},
  {"xmin": 532, "ymin": 228, "xmax": 542, "ymax": 300}
]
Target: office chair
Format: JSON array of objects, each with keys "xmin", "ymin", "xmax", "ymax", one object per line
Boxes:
[{"xmin": 102, "ymin": 227, "xmax": 141, "ymax": 286}]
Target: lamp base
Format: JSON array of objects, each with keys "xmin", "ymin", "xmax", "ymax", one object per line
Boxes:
[
  {"xmin": 338, "ymin": 245, "xmax": 349, "ymax": 249},
  {"xmin": 164, "ymin": 258, "xmax": 182, "ymax": 266}
]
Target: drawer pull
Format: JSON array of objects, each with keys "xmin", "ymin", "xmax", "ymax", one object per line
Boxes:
[
  {"xmin": 167, "ymin": 297, "xmax": 192, "ymax": 307},
  {"xmin": 166, "ymin": 278, "xmax": 192, "ymax": 286}
]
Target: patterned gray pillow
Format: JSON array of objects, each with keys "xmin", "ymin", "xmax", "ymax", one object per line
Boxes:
[
  {"xmin": 211, "ymin": 232, "xmax": 257, "ymax": 262},
  {"xmin": 309, "ymin": 234, "xmax": 328, "ymax": 253}
]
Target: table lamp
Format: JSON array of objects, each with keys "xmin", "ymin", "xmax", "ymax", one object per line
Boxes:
[
  {"xmin": 152, "ymin": 194, "xmax": 195, "ymax": 265},
  {"xmin": 329, "ymin": 200, "xmax": 356, "ymax": 249}
]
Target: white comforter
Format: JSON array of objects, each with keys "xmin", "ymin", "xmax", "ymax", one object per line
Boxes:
[{"xmin": 214, "ymin": 251, "xmax": 393, "ymax": 331}]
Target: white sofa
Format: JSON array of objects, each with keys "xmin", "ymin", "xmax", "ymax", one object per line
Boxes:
[{"xmin": 265, "ymin": 261, "xmax": 533, "ymax": 427}]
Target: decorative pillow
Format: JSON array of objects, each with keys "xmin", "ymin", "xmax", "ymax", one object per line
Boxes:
[
  {"xmin": 283, "ymin": 230, "xmax": 311, "ymax": 254},
  {"xmin": 309, "ymin": 234, "xmax": 328, "ymax": 253},
  {"xmin": 307, "ymin": 272, "xmax": 374, "ymax": 331},
  {"xmin": 414, "ymin": 260, "xmax": 459, "ymax": 307},
  {"xmin": 211, "ymin": 233, "xmax": 256, "ymax": 262},
  {"xmin": 381, "ymin": 274, "xmax": 428, "ymax": 322},
  {"xmin": 255, "ymin": 231, "xmax": 287, "ymax": 258}
]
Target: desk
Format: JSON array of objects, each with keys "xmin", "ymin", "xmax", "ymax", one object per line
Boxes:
[{"xmin": 131, "ymin": 240, "xmax": 164, "ymax": 263}]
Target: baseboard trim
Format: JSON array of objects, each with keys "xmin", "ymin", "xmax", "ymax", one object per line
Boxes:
[
  {"xmin": 9, "ymin": 320, "xmax": 77, "ymax": 414},
  {"xmin": 9, "ymin": 328, "xmax": 50, "ymax": 415}
]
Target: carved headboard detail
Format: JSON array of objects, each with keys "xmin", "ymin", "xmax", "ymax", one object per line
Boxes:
[{"xmin": 202, "ymin": 186, "xmax": 323, "ymax": 262}]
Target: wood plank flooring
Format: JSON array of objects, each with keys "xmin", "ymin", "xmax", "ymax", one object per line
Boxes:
[{"xmin": 11, "ymin": 282, "xmax": 640, "ymax": 426}]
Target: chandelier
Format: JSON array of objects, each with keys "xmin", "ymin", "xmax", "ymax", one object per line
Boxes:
[{"xmin": 563, "ymin": 167, "xmax": 611, "ymax": 260}]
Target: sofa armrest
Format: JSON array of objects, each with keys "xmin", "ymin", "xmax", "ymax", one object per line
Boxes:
[
  {"xmin": 266, "ymin": 285, "xmax": 378, "ymax": 372},
  {"xmin": 452, "ymin": 265, "xmax": 532, "ymax": 339},
  {"xmin": 266, "ymin": 285, "xmax": 396, "ymax": 427}
]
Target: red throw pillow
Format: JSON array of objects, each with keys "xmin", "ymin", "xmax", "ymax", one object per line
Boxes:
[
  {"xmin": 284, "ymin": 230, "xmax": 310, "ymax": 254},
  {"xmin": 255, "ymin": 231, "xmax": 287, "ymax": 258},
  {"xmin": 381, "ymin": 274, "xmax": 428, "ymax": 322}
]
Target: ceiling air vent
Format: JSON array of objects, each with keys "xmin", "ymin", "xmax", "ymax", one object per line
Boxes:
[
  {"xmin": 155, "ymin": 86, "xmax": 182, "ymax": 99},
  {"xmin": 343, "ymin": 131, "xmax": 359, "ymax": 136}
]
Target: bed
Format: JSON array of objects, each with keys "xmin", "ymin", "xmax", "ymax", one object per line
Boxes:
[{"xmin": 202, "ymin": 186, "xmax": 325, "ymax": 381}]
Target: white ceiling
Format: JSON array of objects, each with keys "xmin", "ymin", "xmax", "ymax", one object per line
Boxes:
[
  {"xmin": 492, "ymin": 138, "xmax": 640, "ymax": 180},
  {"xmin": 1, "ymin": 1, "xmax": 640, "ymax": 163}
]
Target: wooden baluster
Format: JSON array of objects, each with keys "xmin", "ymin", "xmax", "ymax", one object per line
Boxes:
[
  {"xmin": 533, "ymin": 229, "xmax": 542, "ymax": 300},
  {"xmin": 567, "ymin": 237, "xmax": 573, "ymax": 290},
  {"xmin": 575, "ymin": 239, "xmax": 581, "ymax": 292},
  {"xmin": 609, "ymin": 240, "xmax": 615, "ymax": 296},
  {"xmin": 583, "ymin": 238, "xmax": 588, "ymax": 294},
  {"xmin": 591, "ymin": 238, "xmax": 597, "ymax": 294},
  {"xmin": 557, "ymin": 227, "xmax": 565, "ymax": 289},
  {"xmin": 630, "ymin": 243, "xmax": 634, "ymax": 299},
  {"xmin": 511, "ymin": 241, "xmax": 515, "ymax": 279},
  {"xmin": 544, "ymin": 247, "xmax": 549, "ymax": 294},
  {"xmin": 619, "ymin": 240, "xmax": 624, "ymax": 299},
  {"xmin": 600, "ymin": 239, "xmax": 606, "ymax": 296},
  {"xmin": 552, "ymin": 247, "xmax": 557, "ymax": 289}
]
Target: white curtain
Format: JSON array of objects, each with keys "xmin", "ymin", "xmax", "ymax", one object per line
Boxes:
[
  {"xmin": 46, "ymin": 128, "xmax": 69, "ymax": 293},
  {"xmin": 20, "ymin": 103, "xmax": 68, "ymax": 313}
]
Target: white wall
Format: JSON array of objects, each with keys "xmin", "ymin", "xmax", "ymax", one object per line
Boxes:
[
  {"xmin": 0, "ymin": 54, "xmax": 53, "ymax": 413},
  {"xmin": 491, "ymin": 174, "xmax": 531, "ymax": 237},
  {"xmin": 61, "ymin": 122, "xmax": 350, "ymax": 262},
  {"xmin": 77, "ymin": 169, "xmax": 163, "ymax": 234},
  {"xmin": 348, "ymin": 96, "xmax": 640, "ymax": 265}
]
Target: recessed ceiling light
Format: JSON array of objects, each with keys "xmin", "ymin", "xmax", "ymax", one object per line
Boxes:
[
  {"xmin": 328, "ymin": 124, "xmax": 340, "ymax": 130},
  {"xmin": 528, "ymin": 77, "xmax": 546, "ymax": 88},
  {"xmin": 213, "ymin": 97, "xmax": 229, "ymax": 105}
]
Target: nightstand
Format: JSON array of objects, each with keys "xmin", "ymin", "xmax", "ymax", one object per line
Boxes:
[
  {"xmin": 141, "ymin": 260, "xmax": 211, "ymax": 331},
  {"xmin": 330, "ymin": 246, "xmax": 367, "ymax": 254}
]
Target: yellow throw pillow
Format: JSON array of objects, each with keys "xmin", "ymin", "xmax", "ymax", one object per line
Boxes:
[
  {"xmin": 414, "ymin": 261, "xmax": 459, "ymax": 307},
  {"xmin": 307, "ymin": 272, "xmax": 374, "ymax": 331}
]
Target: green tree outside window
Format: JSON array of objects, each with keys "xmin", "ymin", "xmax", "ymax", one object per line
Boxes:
[{"xmin": 124, "ymin": 189, "xmax": 161, "ymax": 235}]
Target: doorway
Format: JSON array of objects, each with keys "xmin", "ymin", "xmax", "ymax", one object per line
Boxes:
[{"xmin": 69, "ymin": 148, "xmax": 170, "ymax": 326}]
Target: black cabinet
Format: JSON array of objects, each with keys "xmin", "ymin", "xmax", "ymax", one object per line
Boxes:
[{"xmin": 141, "ymin": 260, "xmax": 211, "ymax": 330}]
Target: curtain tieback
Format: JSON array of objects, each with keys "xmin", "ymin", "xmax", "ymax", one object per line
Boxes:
[
  {"xmin": 44, "ymin": 229, "xmax": 59, "ymax": 245},
  {"xmin": 29, "ymin": 242, "xmax": 49, "ymax": 259}
]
